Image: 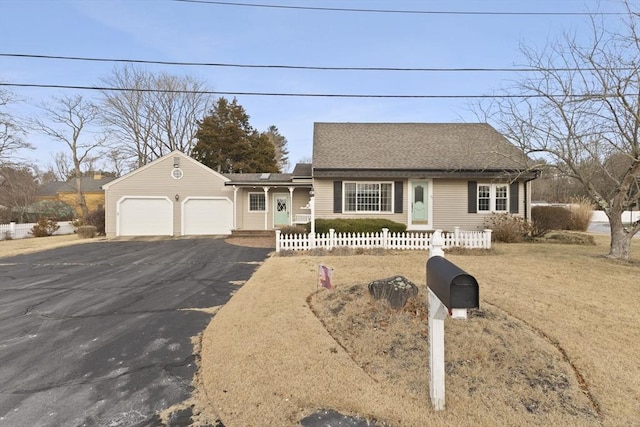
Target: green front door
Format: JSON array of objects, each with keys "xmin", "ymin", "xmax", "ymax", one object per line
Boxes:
[
  {"xmin": 274, "ymin": 194, "xmax": 290, "ymax": 227},
  {"xmin": 411, "ymin": 181, "xmax": 429, "ymax": 225}
]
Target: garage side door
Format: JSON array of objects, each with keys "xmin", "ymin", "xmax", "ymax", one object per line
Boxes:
[
  {"xmin": 183, "ymin": 198, "xmax": 233, "ymax": 235},
  {"xmin": 118, "ymin": 197, "xmax": 173, "ymax": 236}
]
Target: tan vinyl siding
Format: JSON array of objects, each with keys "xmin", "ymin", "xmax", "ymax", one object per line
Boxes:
[
  {"xmin": 233, "ymin": 188, "xmax": 311, "ymax": 230},
  {"xmin": 105, "ymin": 154, "xmax": 232, "ymax": 237},
  {"xmin": 238, "ymin": 189, "xmax": 270, "ymax": 230},
  {"xmin": 432, "ymin": 179, "xmax": 480, "ymax": 231},
  {"xmin": 291, "ymin": 190, "xmax": 311, "ymax": 221},
  {"xmin": 313, "ymin": 179, "xmax": 408, "ymax": 225},
  {"xmin": 432, "ymin": 179, "xmax": 524, "ymax": 231}
]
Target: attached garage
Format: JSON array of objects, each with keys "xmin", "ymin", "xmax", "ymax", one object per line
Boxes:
[
  {"xmin": 182, "ymin": 197, "xmax": 233, "ymax": 236},
  {"xmin": 104, "ymin": 151, "xmax": 236, "ymax": 238},
  {"xmin": 117, "ymin": 197, "xmax": 173, "ymax": 236}
]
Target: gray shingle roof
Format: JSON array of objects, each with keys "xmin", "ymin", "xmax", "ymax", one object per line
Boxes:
[
  {"xmin": 37, "ymin": 176, "xmax": 116, "ymax": 196},
  {"xmin": 223, "ymin": 173, "xmax": 293, "ymax": 183},
  {"xmin": 291, "ymin": 163, "xmax": 312, "ymax": 177},
  {"xmin": 312, "ymin": 123, "xmax": 528, "ymax": 171}
]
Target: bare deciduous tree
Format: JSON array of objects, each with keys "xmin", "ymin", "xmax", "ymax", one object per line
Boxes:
[
  {"xmin": 101, "ymin": 66, "xmax": 214, "ymax": 167},
  {"xmin": 479, "ymin": 7, "xmax": 639, "ymax": 259},
  {"xmin": 30, "ymin": 95, "xmax": 105, "ymax": 219},
  {"xmin": 0, "ymin": 166, "xmax": 37, "ymax": 222},
  {"xmin": 0, "ymin": 88, "xmax": 33, "ymax": 165}
]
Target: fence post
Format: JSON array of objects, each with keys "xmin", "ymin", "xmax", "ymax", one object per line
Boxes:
[
  {"xmin": 484, "ymin": 229, "xmax": 493, "ymax": 249},
  {"xmin": 453, "ymin": 226, "xmax": 460, "ymax": 247},
  {"xmin": 309, "ymin": 231, "xmax": 316, "ymax": 250},
  {"xmin": 430, "ymin": 229, "xmax": 445, "ymax": 257},
  {"xmin": 382, "ymin": 228, "xmax": 389, "ymax": 249},
  {"xmin": 9, "ymin": 222, "xmax": 16, "ymax": 239},
  {"xmin": 329, "ymin": 228, "xmax": 335, "ymax": 250},
  {"xmin": 275, "ymin": 229, "xmax": 281, "ymax": 253}
]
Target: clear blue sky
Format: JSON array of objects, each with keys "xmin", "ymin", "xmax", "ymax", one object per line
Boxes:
[{"xmin": 0, "ymin": 0, "xmax": 629, "ymax": 172}]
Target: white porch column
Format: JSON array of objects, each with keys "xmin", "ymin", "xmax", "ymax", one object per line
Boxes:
[
  {"xmin": 309, "ymin": 192, "xmax": 316, "ymax": 248},
  {"xmin": 288, "ymin": 186, "xmax": 295, "ymax": 226},
  {"xmin": 263, "ymin": 186, "xmax": 270, "ymax": 230},
  {"xmin": 232, "ymin": 186, "xmax": 238, "ymax": 230}
]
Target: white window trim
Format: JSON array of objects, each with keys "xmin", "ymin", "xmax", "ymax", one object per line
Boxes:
[
  {"xmin": 248, "ymin": 192, "xmax": 266, "ymax": 212},
  {"xmin": 477, "ymin": 183, "xmax": 509, "ymax": 213},
  {"xmin": 343, "ymin": 181, "xmax": 394, "ymax": 214}
]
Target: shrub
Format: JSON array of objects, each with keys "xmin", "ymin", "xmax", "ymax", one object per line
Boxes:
[
  {"xmin": 309, "ymin": 218, "xmax": 407, "ymax": 234},
  {"xmin": 25, "ymin": 200, "xmax": 75, "ymax": 222},
  {"xmin": 568, "ymin": 197, "xmax": 595, "ymax": 232},
  {"xmin": 31, "ymin": 218, "xmax": 60, "ymax": 237},
  {"xmin": 77, "ymin": 225, "xmax": 97, "ymax": 239},
  {"xmin": 485, "ymin": 213, "xmax": 532, "ymax": 243},
  {"xmin": 278, "ymin": 225, "xmax": 307, "ymax": 235},
  {"xmin": 531, "ymin": 206, "xmax": 572, "ymax": 237},
  {"xmin": 84, "ymin": 208, "xmax": 105, "ymax": 235},
  {"xmin": 544, "ymin": 231, "xmax": 596, "ymax": 245}
]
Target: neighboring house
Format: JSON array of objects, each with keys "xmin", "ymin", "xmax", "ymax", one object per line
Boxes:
[
  {"xmin": 36, "ymin": 174, "xmax": 116, "ymax": 217},
  {"xmin": 103, "ymin": 123, "xmax": 538, "ymax": 237}
]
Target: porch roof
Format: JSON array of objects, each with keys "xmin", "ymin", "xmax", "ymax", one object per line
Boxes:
[{"xmin": 223, "ymin": 172, "xmax": 312, "ymax": 188}]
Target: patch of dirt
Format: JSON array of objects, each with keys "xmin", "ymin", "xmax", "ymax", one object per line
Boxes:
[
  {"xmin": 309, "ymin": 283, "xmax": 598, "ymax": 424},
  {"xmin": 224, "ymin": 236, "xmax": 275, "ymax": 248}
]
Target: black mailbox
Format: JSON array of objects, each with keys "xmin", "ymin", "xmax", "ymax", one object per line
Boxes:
[{"xmin": 427, "ymin": 256, "xmax": 479, "ymax": 310}]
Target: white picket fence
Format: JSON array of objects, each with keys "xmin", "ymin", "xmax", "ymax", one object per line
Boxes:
[
  {"xmin": 0, "ymin": 221, "xmax": 76, "ymax": 240},
  {"xmin": 275, "ymin": 227, "xmax": 492, "ymax": 252}
]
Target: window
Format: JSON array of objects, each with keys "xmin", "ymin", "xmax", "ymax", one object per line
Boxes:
[
  {"xmin": 344, "ymin": 182, "xmax": 393, "ymax": 213},
  {"xmin": 171, "ymin": 168, "xmax": 183, "ymax": 180},
  {"xmin": 249, "ymin": 193, "xmax": 266, "ymax": 211},
  {"xmin": 477, "ymin": 183, "xmax": 509, "ymax": 212}
]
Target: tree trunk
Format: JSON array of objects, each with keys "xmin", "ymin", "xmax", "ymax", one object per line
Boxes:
[
  {"xmin": 607, "ymin": 213, "xmax": 632, "ymax": 260},
  {"xmin": 75, "ymin": 175, "xmax": 89, "ymax": 220}
]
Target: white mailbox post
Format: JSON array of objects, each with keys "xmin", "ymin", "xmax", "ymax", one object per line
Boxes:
[{"xmin": 427, "ymin": 230, "xmax": 480, "ymax": 410}]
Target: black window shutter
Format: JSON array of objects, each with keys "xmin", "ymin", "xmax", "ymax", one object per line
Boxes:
[
  {"xmin": 468, "ymin": 181, "xmax": 477, "ymax": 213},
  {"xmin": 510, "ymin": 182, "xmax": 519, "ymax": 213},
  {"xmin": 333, "ymin": 181, "xmax": 342, "ymax": 213},
  {"xmin": 394, "ymin": 181, "xmax": 403, "ymax": 213}
]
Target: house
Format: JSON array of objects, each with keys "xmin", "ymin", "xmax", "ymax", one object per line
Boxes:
[
  {"xmin": 36, "ymin": 174, "xmax": 116, "ymax": 217},
  {"xmin": 103, "ymin": 123, "xmax": 537, "ymax": 237},
  {"xmin": 311, "ymin": 122, "xmax": 538, "ymax": 231}
]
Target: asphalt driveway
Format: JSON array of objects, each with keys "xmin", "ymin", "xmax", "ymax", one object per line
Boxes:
[{"xmin": 0, "ymin": 238, "xmax": 271, "ymax": 427}]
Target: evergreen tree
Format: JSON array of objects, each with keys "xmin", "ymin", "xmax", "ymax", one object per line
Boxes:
[
  {"xmin": 192, "ymin": 98, "xmax": 279, "ymax": 173},
  {"xmin": 263, "ymin": 125, "xmax": 289, "ymax": 172}
]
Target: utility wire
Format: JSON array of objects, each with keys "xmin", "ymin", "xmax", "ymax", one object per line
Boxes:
[
  {"xmin": 0, "ymin": 82, "xmax": 628, "ymax": 99},
  {"xmin": 1, "ymin": 53, "xmax": 635, "ymax": 73},
  {"xmin": 171, "ymin": 0, "xmax": 628, "ymax": 16}
]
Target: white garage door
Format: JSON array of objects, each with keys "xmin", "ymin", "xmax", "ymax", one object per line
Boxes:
[
  {"xmin": 183, "ymin": 198, "xmax": 233, "ymax": 235},
  {"xmin": 118, "ymin": 197, "xmax": 173, "ymax": 236}
]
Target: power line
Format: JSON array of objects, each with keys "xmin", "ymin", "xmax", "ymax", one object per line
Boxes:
[
  {"xmin": 0, "ymin": 82, "xmax": 628, "ymax": 99},
  {"xmin": 171, "ymin": 0, "xmax": 628, "ymax": 16},
  {"xmin": 1, "ymin": 53, "xmax": 635, "ymax": 73}
]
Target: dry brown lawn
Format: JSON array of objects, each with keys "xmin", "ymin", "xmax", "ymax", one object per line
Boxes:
[
  {"xmin": 198, "ymin": 235, "xmax": 640, "ymax": 426},
  {"xmin": 0, "ymin": 234, "xmax": 99, "ymax": 258}
]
